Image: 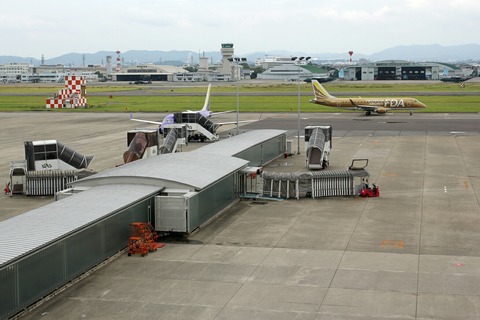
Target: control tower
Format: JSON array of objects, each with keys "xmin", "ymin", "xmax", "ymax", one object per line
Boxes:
[{"xmin": 221, "ymin": 43, "xmax": 234, "ymax": 76}]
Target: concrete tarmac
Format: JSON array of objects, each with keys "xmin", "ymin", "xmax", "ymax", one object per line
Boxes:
[{"xmin": 2, "ymin": 112, "xmax": 480, "ymax": 319}]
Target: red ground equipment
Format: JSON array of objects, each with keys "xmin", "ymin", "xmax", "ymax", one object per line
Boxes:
[
  {"xmin": 127, "ymin": 237, "xmax": 149, "ymax": 257},
  {"xmin": 127, "ymin": 222, "xmax": 164, "ymax": 257},
  {"xmin": 360, "ymin": 184, "xmax": 380, "ymax": 197},
  {"xmin": 4, "ymin": 182, "xmax": 11, "ymax": 195}
]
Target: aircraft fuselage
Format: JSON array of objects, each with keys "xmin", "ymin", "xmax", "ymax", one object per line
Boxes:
[
  {"xmin": 314, "ymin": 97, "xmax": 425, "ymax": 109},
  {"xmin": 309, "ymin": 80, "xmax": 427, "ymax": 115}
]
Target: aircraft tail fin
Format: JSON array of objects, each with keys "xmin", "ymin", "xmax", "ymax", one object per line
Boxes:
[
  {"xmin": 312, "ymin": 80, "xmax": 335, "ymax": 100},
  {"xmin": 201, "ymin": 84, "xmax": 212, "ymax": 112}
]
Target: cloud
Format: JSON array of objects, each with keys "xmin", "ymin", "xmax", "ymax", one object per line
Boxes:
[
  {"xmin": 0, "ymin": 0, "xmax": 478, "ymax": 57},
  {"xmin": 408, "ymin": 0, "xmax": 429, "ymax": 9},
  {"xmin": 340, "ymin": 6, "xmax": 391, "ymax": 21}
]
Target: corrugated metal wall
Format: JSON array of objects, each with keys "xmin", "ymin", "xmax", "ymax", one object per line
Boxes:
[
  {"xmin": 262, "ymin": 136, "xmax": 286, "ymax": 165},
  {"xmin": 236, "ymin": 145, "xmax": 262, "ymax": 166},
  {"xmin": 187, "ymin": 174, "xmax": 236, "ymax": 232},
  {"xmin": 235, "ymin": 135, "xmax": 285, "ymax": 167},
  {"xmin": 0, "ymin": 199, "xmax": 151, "ymax": 320}
]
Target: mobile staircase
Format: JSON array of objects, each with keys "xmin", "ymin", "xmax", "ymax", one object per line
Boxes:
[
  {"xmin": 7, "ymin": 140, "xmax": 94, "ymax": 196},
  {"xmin": 171, "ymin": 112, "xmax": 220, "ymax": 142},
  {"xmin": 305, "ymin": 126, "xmax": 332, "ymax": 170}
]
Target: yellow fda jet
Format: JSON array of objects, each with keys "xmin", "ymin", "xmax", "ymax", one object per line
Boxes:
[{"xmin": 309, "ymin": 80, "xmax": 427, "ymax": 116}]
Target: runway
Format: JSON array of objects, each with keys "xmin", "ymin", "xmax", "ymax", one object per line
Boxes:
[
  {"xmin": 240, "ymin": 112, "xmax": 480, "ymax": 134},
  {"xmin": 2, "ymin": 112, "xmax": 480, "ymax": 319}
]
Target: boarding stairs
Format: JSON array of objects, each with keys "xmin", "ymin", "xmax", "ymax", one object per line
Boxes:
[
  {"xmin": 173, "ymin": 113, "xmax": 220, "ymax": 141},
  {"xmin": 305, "ymin": 126, "xmax": 332, "ymax": 170}
]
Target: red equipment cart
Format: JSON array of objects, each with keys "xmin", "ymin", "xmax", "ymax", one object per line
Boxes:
[
  {"xmin": 360, "ymin": 184, "xmax": 380, "ymax": 197},
  {"xmin": 127, "ymin": 222, "xmax": 164, "ymax": 257}
]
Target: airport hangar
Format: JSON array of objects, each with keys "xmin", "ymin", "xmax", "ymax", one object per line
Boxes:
[
  {"xmin": 255, "ymin": 60, "xmax": 455, "ymax": 82},
  {"xmin": 0, "ymin": 129, "xmax": 286, "ymax": 320},
  {"xmin": 342, "ymin": 60, "xmax": 452, "ymax": 81}
]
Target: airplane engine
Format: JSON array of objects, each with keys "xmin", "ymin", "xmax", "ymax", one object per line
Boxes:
[{"xmin": 376, "ymin": 107, "xmax": 387, "ymax": 114}]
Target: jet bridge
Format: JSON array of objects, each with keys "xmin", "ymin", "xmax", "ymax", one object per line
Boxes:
[
  {"xmin": 123, "ymin": 130, "xmax": 159, "ymax": 163},
  {"xmin": 262, "ymin": 168, "xmax": 369, "ymax": 199},
  {"xmin": 124, "ymin": 127, "xmax": 187, "ymax": 164}
]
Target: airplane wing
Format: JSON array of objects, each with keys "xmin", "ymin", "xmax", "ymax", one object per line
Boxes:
[
  {"xmin": 129, "ymin": 113, "xmax": 162, "ymax": 125},
  {"xmin": 349, "ymin": 99, "xmax": 386, "ymax": 112},
  {"xmin": 215, "ymin": 119, "xmax": 257, "ymax": 126},
  {"xmin": 130, "ymin": 118, "xmax": 163, "ymax": 125},
  {"xmin": 357, "ymin": 106, "xmax": 380, "ymax": 112},
  {"xmin": 211, "ymin": 110, "xmax": 235, "ymax": 115},
  {"xmin": 187, "ymin": 110, "xmax": 235, "ymax": 116}
]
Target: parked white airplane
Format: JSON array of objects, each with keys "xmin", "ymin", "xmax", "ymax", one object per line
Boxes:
[{"xmin": 130, "ymin": 84, "xmax": 247, "ymax": 132}]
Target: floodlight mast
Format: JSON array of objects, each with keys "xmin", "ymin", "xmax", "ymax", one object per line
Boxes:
[
  {"xmin": 291, "ymin": 56, "xmax": 311, "ymax": 154},
  {"xmin": 228, "ymin": 57, "xmax": 247, "ymax": 134}
]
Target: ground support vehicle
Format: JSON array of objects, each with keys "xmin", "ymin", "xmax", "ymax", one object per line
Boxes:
[{"xmin": 360, "ymin": 184, "xmax": 380, "ymax": 197}]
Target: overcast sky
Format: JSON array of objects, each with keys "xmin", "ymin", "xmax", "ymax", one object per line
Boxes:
[{"xmin": 1, "ymin": 0, "xmax": 479, "ymax": 59}]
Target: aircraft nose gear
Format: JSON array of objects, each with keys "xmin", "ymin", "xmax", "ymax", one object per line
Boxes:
[{"xmin": 365, "ymin": 111, "xmax": 371, "ymax": 116}]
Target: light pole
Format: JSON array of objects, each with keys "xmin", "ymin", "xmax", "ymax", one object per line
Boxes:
[
  {"xmin": 228, "ymin": 57, "xmax": 247, "ymax": 134},
  {"xmin": 291, "ymin": 56, "xmax": 311, "ymax": 154}
]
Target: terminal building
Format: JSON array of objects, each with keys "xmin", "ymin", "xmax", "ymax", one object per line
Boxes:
[
  {"xmin": 111, "ymin": 43, "xmax": 241, "ymax": 82},
  {"xmin": 0, "ymin": 122, "xmax": 374, "ymax": 318},
  {"xmin": 0, "ymin": 129, "xmax": 287, "ymax": 319},
  {"xmin": 257, "ymin": 64, "xmax": 330, "ymax": 81}
]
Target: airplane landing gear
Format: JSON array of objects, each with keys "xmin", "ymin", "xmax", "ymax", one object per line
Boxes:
[{"xmin": 365, "ymin": 111, "xmax": 371, "ymax": 116}]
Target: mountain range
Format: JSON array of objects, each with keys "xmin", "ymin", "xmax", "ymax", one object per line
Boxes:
[{"xmin": 1, "ymin": 44, "xmax": 479, "ymax": 67}]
